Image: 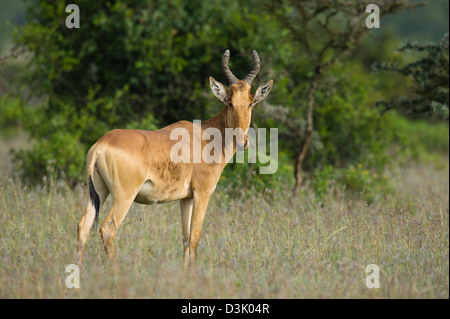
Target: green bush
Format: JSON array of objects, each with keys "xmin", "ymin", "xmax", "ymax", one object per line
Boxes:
[
  {"xmin": 11, "ymin": 0, "xmax": 277, "ymax": 187},
  {"xmin": 374, "ymin": 34, "xmax": 449, "ymax": 120},
  {"xmin": 219, "ymin": 148, "xmax": 294, "ymax": 199},
  {"xmin": 8, "ymin": 0, "xmax": 447, "ymax": 199},
  {"xmin": 0, "ymin": 94, "xmax": 22, "ymax": 136},
  {"xmin": 311, "ymin": 62, "xmax": 392, "ymax": 172},
  {"xmin": 312, "ymin": 164, "xmax": 394, "ymax": 204},
  {"xmin": 13, "ymin": 131, "xmax": 86, "ymax": 188},
  {"xmin": 311, "ymin": 109, "xmax": 449, "ymax": 203},
  {"xmin": 385, "ymin": 110, "xmax": 449, "ymax": 168}
]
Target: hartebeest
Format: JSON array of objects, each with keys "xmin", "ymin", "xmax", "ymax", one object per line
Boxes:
[{"xmin": 76, "ymin": 50, "xmax": 273, "ymax": 267}]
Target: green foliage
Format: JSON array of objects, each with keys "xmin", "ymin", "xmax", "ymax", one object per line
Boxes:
[
  {"xmin": 385, "ymin": 110, "xmax": 449, "ymax": 166},
  {"xmin": 341, "ymin": 164, "xmax": 393, "ymax": 203},
  {"xmin": 311, "ymin": 62, "xmax": 392, "ymax": 171},
  {"xmin": 6, "ymin": 0, "xmax": 449, "ymax": 201},
  {"xmin": 253, "ymin": 59, "xmax": 397, "ymax": 201},
  {"xmin": 253, "ymin": 0, "xmax": 422, "ymax": 196},
  {"xmin": 312, "ymin": 163, "xmax": 394, "ymax": 204},
  {"xmin": 12, "ymin": 131, "xmax": 86, "ymax": 188},
  {"xmin": 374, "ymin": 34, "xmax": 449, "ymax": 120},
  {"xmin": 11, "ymin": 0, "xmax": 278, "ymax": 186},
  {"xmin": 219, "ymin": 149, "xmax": 294, "ymax": 199},
  {"xmin": 0, "ymin": 94, "xmax": 22, "ymax": 136},
  {"xmin": 311, "ymin": 109, "xmax": 449, "ymax": 202}
]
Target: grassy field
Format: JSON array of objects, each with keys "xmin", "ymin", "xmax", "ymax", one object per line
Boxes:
[{"xmin": 0, "ymin": 134, "xmax": 448, "ymax": 298}]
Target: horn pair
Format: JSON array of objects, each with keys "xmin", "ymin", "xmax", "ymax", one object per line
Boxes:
[{"xmin": 221, "ymin": 49, "xmax": 260, "ymax": 85}]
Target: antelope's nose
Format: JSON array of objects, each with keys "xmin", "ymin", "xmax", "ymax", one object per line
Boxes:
[{"xmin": 237, "ymin": 138, "xmax": 248, "ymax": 151}]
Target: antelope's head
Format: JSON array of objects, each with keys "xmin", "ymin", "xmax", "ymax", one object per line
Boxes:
[{"xmin": 210, "ymin": 50, "xmax": 273, "ymax": 150}]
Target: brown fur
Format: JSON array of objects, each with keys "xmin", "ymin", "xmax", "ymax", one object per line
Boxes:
[{"xmin": 76, "ymin": 56, "xmax": 273, "ymax": 268}]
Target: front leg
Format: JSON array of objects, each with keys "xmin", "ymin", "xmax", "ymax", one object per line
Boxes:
[
  {"xmin": 180, "ymin": 198, "xmax": 193, "ymax": 268},
  {"xmin": 188, "ymin": 191, "xmax": 211, "ymax": 267}
]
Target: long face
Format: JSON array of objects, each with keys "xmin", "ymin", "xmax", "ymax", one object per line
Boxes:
[
  {"xmin": 227, "ymin": 81, "xmax": 253, "ymax": 149},
  {"xmin": 210, "ymin": 50, "xmax": 273, "ymax": 150}
]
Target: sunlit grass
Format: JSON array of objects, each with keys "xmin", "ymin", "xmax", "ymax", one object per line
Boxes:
[{"xmin": 0, "ymin": 154, "xmax": 448, "ymax": 298}]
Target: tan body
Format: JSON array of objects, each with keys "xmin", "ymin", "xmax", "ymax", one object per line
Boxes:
[{"xmin": 76, "ymin": 50, "xmax": 273, "ymax": 267}]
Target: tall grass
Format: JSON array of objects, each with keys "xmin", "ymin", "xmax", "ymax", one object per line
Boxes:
[{"xmin": 0, "ymin": 156, "xmax": 448, "ymax": 298}]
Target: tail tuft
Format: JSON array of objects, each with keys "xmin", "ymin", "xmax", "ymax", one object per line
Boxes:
[{"xmin": 88, "ymin": 176, "xmax": 100, "ymax": 225}]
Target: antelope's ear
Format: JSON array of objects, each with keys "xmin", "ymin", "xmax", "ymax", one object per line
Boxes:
[
  {"xmin": 210, "ymin": 77, "xmax": 228, "ymax": 103},
  {"xmin": 253, "ymin": 80, "xmax": 273, "ymax": 105}
]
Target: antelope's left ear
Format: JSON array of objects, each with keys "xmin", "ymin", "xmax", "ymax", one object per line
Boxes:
[
  {"xmin": 209, "ymin": 77, "xmax": 228, "ymax": 103},
  {"xmin": 253, "ymin": 80, "xmax": 273, "ymax": 105}
]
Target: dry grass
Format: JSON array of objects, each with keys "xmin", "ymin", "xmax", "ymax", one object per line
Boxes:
[{"xmin": 0, "ymin": 135, "xmax": 448, "ymax": 298}]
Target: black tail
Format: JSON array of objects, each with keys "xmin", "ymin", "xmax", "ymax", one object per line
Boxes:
[{"xmin": 88, "ymin": 176, "xmax": 100, "ymax": 225}]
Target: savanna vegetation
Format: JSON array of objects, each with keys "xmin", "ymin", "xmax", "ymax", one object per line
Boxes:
[{"xmin": 0, "ymin": 0, "xmax": 448, "ymax": 298}]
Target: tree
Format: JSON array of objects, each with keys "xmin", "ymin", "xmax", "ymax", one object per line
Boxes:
[
  {"xmin": 4, "ymin": 0, "xmax": 431, "ymax": 197},
  {"xmin": 264, "ymin": 0, "xmax": 422, "ymax": 195},
  {"xmin": 9, "ymin": 0, "xmax": 276, "ymax": 187},
  {"xmin": 374, "ymin": 33, "xmax": 449, "ymax": 121}
]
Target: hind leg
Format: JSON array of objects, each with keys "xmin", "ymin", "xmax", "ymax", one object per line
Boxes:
[
  {"xmin": 77, "ymin": 172, "xmax": 109, "ymax": 264},
  {"xmin": 99, "ymin": 194, "xmax": 135, "ymax": 260}
]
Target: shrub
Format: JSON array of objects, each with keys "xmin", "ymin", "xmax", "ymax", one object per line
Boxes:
[
  {"xmin": 0, "ymin": 94, "xmax": 22, "ymax": 136},
  {"xmin": 10, "ymin": 0, "xmax": 275, "ymax": 187}
]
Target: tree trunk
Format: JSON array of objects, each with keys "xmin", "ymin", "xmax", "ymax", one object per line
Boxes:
[{"xmin": 293, "ymin": 65, "xmax": 321, "ymax": 196}]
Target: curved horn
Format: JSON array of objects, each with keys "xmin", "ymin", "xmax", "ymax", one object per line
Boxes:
[
  {"xmin": 221, "ymin": 49, "xmax": 239, "ymax": 85},
  {"xmin": 243, "ymin": 50, "xmax": 260, "ymax": 85}
]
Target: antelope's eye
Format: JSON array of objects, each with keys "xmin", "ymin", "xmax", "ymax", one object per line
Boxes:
[
  {"xmin": 249, "ymin": 103, "xmax": 253, "ymax": 108},
  {"xmin": 229, "ymin": 103, "xmax": 234, "ymax": 107}
]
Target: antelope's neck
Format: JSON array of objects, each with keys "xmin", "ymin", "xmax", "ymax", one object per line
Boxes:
[{"xmin": 201, "ymin": 107, "xmax": 236, "ymax": 165}]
